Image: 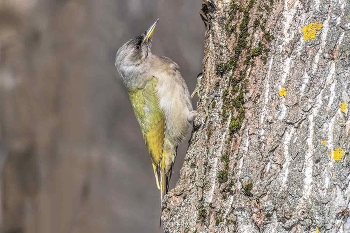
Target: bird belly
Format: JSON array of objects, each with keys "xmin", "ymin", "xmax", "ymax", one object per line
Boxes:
[{"xmin": 156, "ymin": 78, "xmax": 192, "ymax": 144}]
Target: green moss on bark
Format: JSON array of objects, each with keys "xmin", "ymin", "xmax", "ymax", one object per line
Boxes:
[
  {"xmin": 198, "ymin": 207, "xmax": 207, "ymax": 220},
  {"xmin": 243, "ymin": 182, "xmax": 253, "ymax": 196}
]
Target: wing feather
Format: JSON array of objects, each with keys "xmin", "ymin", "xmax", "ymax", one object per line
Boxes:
[{"xmin": 128, "ymin": 77, "xmax": 164, "ymax": 188}]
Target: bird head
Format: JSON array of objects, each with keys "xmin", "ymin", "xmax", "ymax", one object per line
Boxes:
[{"xmin": 115, "ymin": 19, "xmax": 159, "ymax": 73}]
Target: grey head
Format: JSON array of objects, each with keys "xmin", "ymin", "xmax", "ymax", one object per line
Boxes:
[{"xmin": 115, "ymin": 19, "xmax": 159, "ymax": 87}]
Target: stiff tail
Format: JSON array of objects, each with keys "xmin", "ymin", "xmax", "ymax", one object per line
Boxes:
[
  {"xmin": 160, "ymin": 146, "xmax": 176, "ymax": 203},
  {"xmin": 152, "ymin": 163, "xmax": 168, "ymax": 204},
  {"xmin": 159, "ymin": 168, "xmax": 168, "ymax": 228},
  {"xmin": 154, "ymin": 144, "xmax": 177, "ymax": 226},
  {"xmin": 160, "ymin": 169, "xmax": 169, "ymax": 204}
]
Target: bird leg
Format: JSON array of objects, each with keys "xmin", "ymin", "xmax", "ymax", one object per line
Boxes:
[{"xmin": 187, "ymin": 110, "xmax": 197, "ymax": 122}]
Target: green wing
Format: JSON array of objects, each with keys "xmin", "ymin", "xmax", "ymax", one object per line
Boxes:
[{"xmin": 128, "ymin": 77, "xmax": 164, "ymax": 189}]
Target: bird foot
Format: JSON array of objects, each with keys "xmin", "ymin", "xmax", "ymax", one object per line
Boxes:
[{"xmin": 188, "ymin": 110, "xmax": 197, "ymax": 122}]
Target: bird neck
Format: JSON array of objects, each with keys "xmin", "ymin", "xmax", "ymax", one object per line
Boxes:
[{"xmin": 120, "ymin": 55, "xmax": 154, "ymax": 90}]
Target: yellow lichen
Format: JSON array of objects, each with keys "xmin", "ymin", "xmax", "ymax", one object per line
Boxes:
[
  {"xmin": 322, "ymin": 140, "xmax": 327, "ymax": 145},
  {"xmin": 316, "ymin": 227, "xmax": 320, "ymax": 233},
  {"xmin": 279, "ymin": 88, "xmax": 287, "ymax": 97},
  {"xmin": 330, "ymin": 148, "xmax": 345, "ymax": 161},
  {"xmin": 302, "ymin": 22, "xmax": 323, "ymax": 41},
  {"xmin": 340, "ymin": 102, "xmax": 347, "ymax": 113}
]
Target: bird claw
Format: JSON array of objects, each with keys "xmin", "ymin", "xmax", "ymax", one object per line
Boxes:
[{"xmin": 188, "ymin": 110, "xmax": 197, "ymax": 122}]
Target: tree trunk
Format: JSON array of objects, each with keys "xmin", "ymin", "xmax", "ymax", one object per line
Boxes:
[{"xmin": 162, "ymin": 0, "xmax": 350, "ymax": 232}]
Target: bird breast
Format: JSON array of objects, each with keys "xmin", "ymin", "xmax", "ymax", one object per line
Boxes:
[{"xmin": 155, "ymin": 70, "xmax": 193, "ymax": 144}]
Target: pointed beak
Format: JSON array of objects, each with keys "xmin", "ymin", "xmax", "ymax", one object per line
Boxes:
[{"xmin": 143, "ymin": 18, "xmax": 159, "ymax": 43}]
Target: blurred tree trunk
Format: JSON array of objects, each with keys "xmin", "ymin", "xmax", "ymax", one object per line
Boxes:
[
  {"xmin": 162, "ymin": 0, "xmax": 350, "ymax": 232},
  {"xmin": 0, "ymin": 1, "xmax": 92, "ymax": 232}
]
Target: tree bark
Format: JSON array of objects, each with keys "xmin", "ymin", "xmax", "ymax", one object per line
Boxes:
[{"xmin": 162, "ymin": 0, "xmax": 350, "ymax": 232}]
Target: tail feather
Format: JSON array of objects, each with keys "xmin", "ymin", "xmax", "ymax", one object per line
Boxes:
[
  {"xmin": 157, "ymin": 144, "xmax": 178, "ymax": 226},
  {"xmin": 152, "ymin": 164, "xmax": 161, "ymax": 190},
  {"xmin": 160, "ymin": 169, "xmax": 169, "ymax": 203},
  {"xmin": 160, "ymin": 147, "xmax": 177, "ymax": 203},
  {"xmin": 159, "ymin": 168, "xmax": 169, "ymax": 228}
]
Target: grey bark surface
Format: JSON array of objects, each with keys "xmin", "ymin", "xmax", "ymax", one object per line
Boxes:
[{"xmin": 162, "ymin": 0, "xmax": 350, "ymax": 232}]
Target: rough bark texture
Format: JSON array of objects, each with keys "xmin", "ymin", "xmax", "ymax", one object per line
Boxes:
[{"xmin": 162, "ymin": 0, "xmax": 350, "ymax": 232}]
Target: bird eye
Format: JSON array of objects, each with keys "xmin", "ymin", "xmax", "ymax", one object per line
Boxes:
[{"xmin": 135, "ymin": 45, "xmax": 140, "ymax": 50}]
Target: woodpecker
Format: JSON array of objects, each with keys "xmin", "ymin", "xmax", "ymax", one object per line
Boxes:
[{"xmin": 115, "ymin": 19, "xmax": 196, "ymax": 204}]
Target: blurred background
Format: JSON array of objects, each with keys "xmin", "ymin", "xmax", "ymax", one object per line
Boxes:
[{"xmin": 0, "ymin": 0, "xmax": 204, "ymax": 232}]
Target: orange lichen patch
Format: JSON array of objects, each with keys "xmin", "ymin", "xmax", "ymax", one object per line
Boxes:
[
  {"xmin": 329, "ymin": 148, "xmax": 345, "ymax": 161},
  {"xmin": 322, "ymin": 140, "xmax": 327, "ymax": 145},
  {"xmin": 279, "ymin": 88, "xmax": 287, "ymax": 97},
  {"xmin": 302, "ymin": 22, "xmax": 323, "ymax": 41},
  {"xmin": 341, "ymin": 102, "xmax": 347, "ymax": 113}
]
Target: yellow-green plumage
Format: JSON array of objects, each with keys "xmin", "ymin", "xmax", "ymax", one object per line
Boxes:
[
  {"xmin": 115, "ymin": 19, "xmax": 196, "ymax": 212},
  {"xmin": 128, "ymin": 77, "xmax": 166, "ymax": 195}
]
